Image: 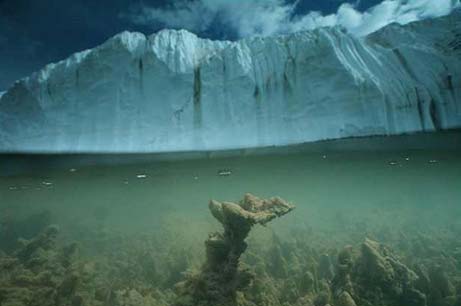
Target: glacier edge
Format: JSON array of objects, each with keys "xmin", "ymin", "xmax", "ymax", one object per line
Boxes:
[{"xmin": 0, "ymin": 10, "xmax": 460, "ymax": 153}]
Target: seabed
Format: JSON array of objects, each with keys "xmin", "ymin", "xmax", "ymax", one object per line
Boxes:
[{"xmin": 1, "ymin": 132, "xmax": 461, "ymax": 306}]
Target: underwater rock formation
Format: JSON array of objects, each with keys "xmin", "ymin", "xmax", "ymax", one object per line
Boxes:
[
  {"xmin": 174, "ymin": 193, "xmax": 295, "ymax": 306},
  {"xmin": 1, "ymin": 208, "xmax": 461, "ymax": 306},
  {"xmin": 0, "ymin": 225, "xmax": 85, "ymax": 306},
  {"xmin": 0, "ymin": 224, "xmax": 176, "ymax": 306},
  {"xmin": 333, "ymin": 238, "xmax": 426, "ymax": 306}
]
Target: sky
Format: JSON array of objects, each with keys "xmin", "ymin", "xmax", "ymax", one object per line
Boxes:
[{"xmin": 0, "ymin": 0, "xmax": 459, "ymax": 91}]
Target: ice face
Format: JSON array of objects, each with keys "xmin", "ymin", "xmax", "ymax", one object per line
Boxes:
[{"xmin": 0, "ymin": 10, "xmax": 460, "ymax": 153}]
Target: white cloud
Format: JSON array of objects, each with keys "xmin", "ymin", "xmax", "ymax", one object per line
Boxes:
[
  {"xmin": 128, "ymin": 0, "xmax": 298, "ymax": 37},
  {"xmin": 127, "ymin": 0, "xmax": 460, "ymax": 38},
  {"xmin": 341, "ymin": 0, "xmax": 460, "ymax": 36}
]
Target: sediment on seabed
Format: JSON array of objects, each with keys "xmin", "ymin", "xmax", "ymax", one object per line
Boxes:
[{"xmin": 1, "ymin": 193, "xmax": 461, "ymax": 306}]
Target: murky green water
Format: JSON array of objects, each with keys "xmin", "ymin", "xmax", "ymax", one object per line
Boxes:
[{"xmin": 1, "ymin": 134, "xmax": 461, "ymax": 306}]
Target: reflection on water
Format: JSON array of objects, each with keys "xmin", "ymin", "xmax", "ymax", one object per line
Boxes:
[{"xmin": 0, "ymin": 133, "xmax": 461, "ymax": 306}]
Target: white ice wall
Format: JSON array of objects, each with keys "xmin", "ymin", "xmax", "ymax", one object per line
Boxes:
[{"xmin": 0, "ymin": 10, "xmax": 460, "ymax": 153}]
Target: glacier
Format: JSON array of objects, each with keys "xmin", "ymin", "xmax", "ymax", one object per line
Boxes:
[{"xmin": 0, "ymin": 10, "xmax": 460, "ymax": 153}]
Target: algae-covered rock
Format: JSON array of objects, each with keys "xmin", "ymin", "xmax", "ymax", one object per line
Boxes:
[
  {"xmin": 175, "ymin": 193, "xmax": 295, "ymax": 306},
  {"xmin": 0, "ymin": 225, "xmax": 91, "ymax": 306},
  {"xmin": 336, "ymin": 291, "xmax": 357, "ymax": 306},
  {"xmin": 333, "ymin": 238, "xmax": 425, "ymax": 306},
  {"xmin": 313, "ymin": 290, "xmax": 330, "ymax": 306},
  {"xmin": 430, "ymin": 266, "xmax": 456, "ymax": 298},
  {"xmin": 299, "ymin": 271, "xmax": 316, "ymax": 296}
]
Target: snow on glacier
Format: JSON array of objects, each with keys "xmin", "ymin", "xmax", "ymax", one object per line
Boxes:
[{"xmin": 0, "ymin": 10, "xmax": 460, "ymax": 153}]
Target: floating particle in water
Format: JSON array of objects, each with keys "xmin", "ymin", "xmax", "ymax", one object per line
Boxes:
[
  {"xmin": 217, "ymin": 169, "xmax": 232, "ymax": 177},
  {"xmin": 69, "ymin": 168, "xmax": 77, "ymax": 172},
  {"xmin": 123, "ymin": 180, "xmax": 129, "ymax": 185},
  {"xmin": 8, "ymin": 186, "xmax": 18, "ymax": 191},
  {"xmin": 429, "ymin": 159, "xmax": 438, "ymax": 164},
  {"xmin": 42, "ymin": 181, "xmax": 53, "ymax": 187},
  {"xmin": 404, "ymin": 157, "xmax": 410, "ymax": 161},
  {"xmin": 193, "ymin": 176, "xmax": 199, "ymax": 180},
  {"xmin": 388, "ymin": 161, "xmax": 399, "ymax": 166},
  {"xmin": 136, "ymin": 174, "xmax": 148, "ymax": 179},
  {"xmin": 322, "ymin": 155, "xmax": 327, "ymax": 159}
]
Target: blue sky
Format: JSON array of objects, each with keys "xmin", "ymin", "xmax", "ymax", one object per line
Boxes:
[{"xmin": 0, "ymin": 0, "xmax": 458, "ymax": 91}]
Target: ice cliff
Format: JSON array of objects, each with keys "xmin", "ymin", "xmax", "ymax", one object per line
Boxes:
[{"xmin": 0, "ymin": 10, "xmax": 460, "ymax": 153}]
